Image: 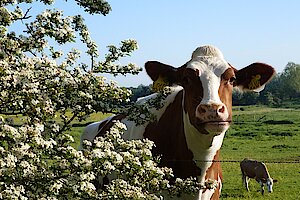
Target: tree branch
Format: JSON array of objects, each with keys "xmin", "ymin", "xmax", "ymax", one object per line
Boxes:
[{"xmin": 15, "ymin": 7, "xmax": 32, "ymax": 22}]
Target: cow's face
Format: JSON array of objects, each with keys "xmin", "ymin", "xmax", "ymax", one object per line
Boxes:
[
  {"xmin": 145, "ymin": 45, "xmax": 275, "ymax": 135},
  {"xmin": 179, "ymin": 46, "xmax": 236, "ymax": 134},
  {"xmin": 266, "ymin": 178, "xmax": 274, "ymax": 193}
]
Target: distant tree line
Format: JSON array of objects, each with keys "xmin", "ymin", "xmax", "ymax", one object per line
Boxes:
[
  {"xmin": 252, "ymin": 62, "xmax": 300, "ymax": 106},
  {"xmin": 128, "ymin": 84, "xmax": 152, "ymax": 102},
  {"xmin": 129, "ymin": 62, "xmax": 300, "ymax": 107}
]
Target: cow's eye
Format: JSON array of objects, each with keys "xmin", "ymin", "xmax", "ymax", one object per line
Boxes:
[{"xmin": 228, "ymin": 76, "xmax": 236, "ymax": 85}]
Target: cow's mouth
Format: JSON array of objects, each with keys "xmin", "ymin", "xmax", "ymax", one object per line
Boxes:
[
  {"xmin": 204, "ymin": 121, "xmax": 231, "ymax": 134},
  {"xmin": 194, "ymin": 120, "xmax": 231, "ymax": 135},
  {"xmin": 205, "ymin": 121, "xmax": 231, "ymax": 125}
]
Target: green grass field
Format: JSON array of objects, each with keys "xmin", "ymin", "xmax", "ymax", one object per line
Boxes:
[
  {"xmin": 67, "ymin": 105, "xmax": 300, "ymax": 199},
  {"xmin": 70, "ymin": 105, "xmax": 300, "ymax": 199},
  {"xmin": 7, "ymin": 105, "xmax": 299, "ymax": 199},
  {"xmin": 220, "ymin": 106, "xmax": 300, "ymax": 199}
]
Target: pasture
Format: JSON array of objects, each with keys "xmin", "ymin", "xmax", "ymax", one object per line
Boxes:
[
  {"xmin": 220, "ymin": 105, "xmax": 300, "ymax": 199},
  {"xmin": 67, "ymin": 105, "xmax": 300, "ymax": 199},
  {"xmin": 14, "ymin": 105, "xmax": 299, "ymax": 199}
]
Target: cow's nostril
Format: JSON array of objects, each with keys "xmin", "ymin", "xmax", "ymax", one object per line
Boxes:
[{"xmin": 218, "ymin": 105, "xmax": 225, "ymax": 113}]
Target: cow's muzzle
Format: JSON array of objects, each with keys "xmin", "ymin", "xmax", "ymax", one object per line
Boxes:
[
  {"xmin": 196, "ymin": 103, "xmax": 229, "ymax": 121},
  {"xmin": 195, "ymin": 103, "xmax": 231, "ymax": 134}
]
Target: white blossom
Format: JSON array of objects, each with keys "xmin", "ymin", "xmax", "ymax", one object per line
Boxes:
[
  {"xmin": 80, "ymin": 172, "xmax": 95, "ymax": 181},
  {"xmin": 4, "ymin": 154, "xmax": 17, "ymax": 168},
  {"xmin": 49, "ymin": 180, "xmax": 63, "ymax": 195}
]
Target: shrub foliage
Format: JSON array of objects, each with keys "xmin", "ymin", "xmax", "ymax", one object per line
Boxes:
[{"xmin": 0, "ymin": 1, "xmax": 204, "ymax": 199}]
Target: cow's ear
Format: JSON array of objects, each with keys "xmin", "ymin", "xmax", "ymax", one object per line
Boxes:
[
  {"xmin": 145, "ymin": 61, "xmax": 178, "ymax": 90},
  {"xmin": 235, "ymin": 63, "xmax": 275, "ymax": 92}
]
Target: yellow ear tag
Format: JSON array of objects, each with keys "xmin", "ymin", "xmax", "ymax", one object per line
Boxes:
[
  {"xmin": 248, "ymin": 74, "xmax": 261, "ymax": 90},
  {"xmin": 152, "ymin": 76, "xmax": 169, "ymax": 92}
]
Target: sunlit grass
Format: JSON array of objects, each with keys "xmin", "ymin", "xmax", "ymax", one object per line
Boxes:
[
  {"xmin": 3, "ymin": 105, "xmax": 300, "ymax": 199},
  {"xmin": 220, "ymin": 105, "xmax": 300, "ymax": 199}
]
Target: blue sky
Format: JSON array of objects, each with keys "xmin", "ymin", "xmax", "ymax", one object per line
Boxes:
[{"xmin": 17, "ymin": 0, "xmax": 300, "ymax": 87}]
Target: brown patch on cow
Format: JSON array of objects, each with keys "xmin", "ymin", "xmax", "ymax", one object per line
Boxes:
[
  {"xmin": 181, "ymin": 68, "xmax": 204, "ymax": 112},
  {"xmin": 219, "ymin": 68, "xmax": 235, "ymax": 122},
  {"xmin": 179, "ymin": 68, "xmax": 211, "ymax": 134},
  {"xmin": 204, "ymin": 150, "xmax": 222, "ymax": 200},
  {"xmin": 96, "ymin": 114, "xmax": 126, "ymax": 138},
  {"xmin": 144, "ymin": 91, "xmax": 201, "ymax": 179}
]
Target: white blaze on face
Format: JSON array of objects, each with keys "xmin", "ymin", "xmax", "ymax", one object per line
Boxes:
[
  {"xmin": 266, "ymin": 178, "xmax": 273, "ymax": 192},
  {"xmin": 199, "ymin": 69, "xmax": 222, "ymax": 105},
  {"xmin": 188, "ymin": 46, "xmax": 230, "ymax": 105}
]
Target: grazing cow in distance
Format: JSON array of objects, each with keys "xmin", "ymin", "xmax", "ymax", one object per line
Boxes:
[
  {"xmin": 80, "ymin": 45, "xmax": 275, "ymax": 200},
  {"xmin": 240, "ymin": 158, "xmax": 277, "ymax": 195}
]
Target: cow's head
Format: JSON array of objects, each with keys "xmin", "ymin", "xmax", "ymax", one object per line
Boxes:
[
  {"xmin": 266, "ymin": 177, "xmax": 278, "ymax": 193},
  {"xmin": 145, "ymin": 45, "xmax": 275, "ymax": 135},
  {"xmin": 266, "ymin": 177, "xmax": 274, "ymax": 193}
]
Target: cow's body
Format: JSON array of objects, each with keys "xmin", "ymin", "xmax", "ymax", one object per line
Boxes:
[
  {"xmin": 80, "ymin": 45, "xmax": 275, "ymax": 200},
  {"xmin": 240, "ymin": 158, "xmax": 275, "ymax": 195}
]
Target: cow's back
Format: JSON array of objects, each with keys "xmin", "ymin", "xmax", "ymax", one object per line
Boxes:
[
  {"xmin": 240, "ymin": 159, "xmax": 269, "ymax": 181},
  {"xmin": 240, "ymin": 159, "xmax": 258, "ymax": 178}
]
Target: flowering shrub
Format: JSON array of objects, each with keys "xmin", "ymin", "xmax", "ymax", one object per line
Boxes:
[{"xmin": 0, "ymin": 0, "xmax": 209, "ymax": 199}]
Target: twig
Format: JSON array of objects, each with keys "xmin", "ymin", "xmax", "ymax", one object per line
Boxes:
[{"xmin": 16, "ymin": 7, "xmax": 32, "ymax": 22}]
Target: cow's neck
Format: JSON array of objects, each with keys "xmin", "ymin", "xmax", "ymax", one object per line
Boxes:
[
  {"xmin": 182, "ymin": 104, "xmax": 225, "ymax": 183},
  {"xmin": 144, "ymin": 87, "xmax": 201, "ymax": 179},
  {"xmin": 261, "ymin": 163, "xmax": 271, "ymax": 181}
]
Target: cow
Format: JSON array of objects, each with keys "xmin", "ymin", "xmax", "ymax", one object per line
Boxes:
[
  {"xmin": 80, "ymin": 45, "xmax": 275, "ymax": 200},
  {"xmin": 240, "ymin": 158, "xmax": 277, "ymax": 195}
]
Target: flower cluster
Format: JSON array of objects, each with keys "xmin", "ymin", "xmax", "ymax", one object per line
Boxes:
[
  {"xmin": 95, "ymin": 39, "xmax": 141, "ymax": 76},
  {"xmin": 75, "ymin": 0, "xmax": 112, "ymax": 15},
  {"xmin": 124, "ymin": 86, "xmax": 173, "ymax": 125}
]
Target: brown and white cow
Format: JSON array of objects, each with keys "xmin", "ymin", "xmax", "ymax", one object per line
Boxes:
[
  {"xmin": 80, "ymin": 45, "xmax": 275, "ymax": 200},
  {"xmin": 240, "ymin": 158, "xmax": 276, "ymax": 195}
]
